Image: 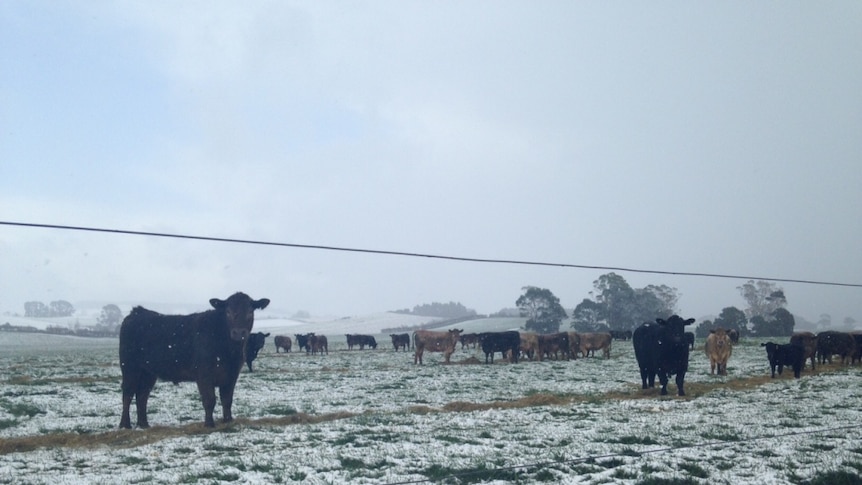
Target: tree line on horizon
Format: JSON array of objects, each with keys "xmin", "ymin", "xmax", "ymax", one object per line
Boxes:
[{"xmin": 514, "ymin": 273, "xmax": 802, "ymax": 337}]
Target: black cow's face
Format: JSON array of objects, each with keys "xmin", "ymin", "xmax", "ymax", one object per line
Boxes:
[
  {"xmin": 249, "ymin": 332, "xmax": 270, "ymax": 353},
  {"xmin": 210, "ymin": 292, "xmax": 271, "ymax": 342},
  {"xmin": 656, "ymin": 315, "xmax": 695, "ymax": 346},
  {"xmin": 761, "ymin": 342, "xmax": 778, "ymax": 361}
]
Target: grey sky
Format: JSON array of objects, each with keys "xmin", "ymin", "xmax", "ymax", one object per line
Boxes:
[{"xmin": 2, "ymin": 2, "xmax": 860, "ymax": 322}]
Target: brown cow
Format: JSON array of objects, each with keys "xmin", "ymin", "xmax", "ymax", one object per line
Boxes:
[
  {"xmin": 538, "ymin": 333, "xmax": 570, "ymax": 361},
  {"xmin": 704, "ymin": 328, "xmax": 733, "ymax": 375},
  {"xmin": 309, "ymin": 334, "xmax": 328, "ymax": 355},
  {"xmin": 579, "ymin": 332, "xmax": 612, "ymax": 359},
  {"xmin": 567, "ymin": 332, "xmax": 581, "ymax": 360},
  {"xmin": 274, "ymin": 335, "xmax": 292, "ymax": 353},
  {"xmin": 789, "ymin": 331, "xmax": 817, "ymax": 370},
  {"xmin": 413, "ymin": 329, "xmax": 463, "ymax": 364}
]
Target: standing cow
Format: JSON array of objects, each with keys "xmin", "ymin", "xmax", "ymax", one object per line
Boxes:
[
  {"xmin": 309, "ymin": 334, "xmax": 328, "ymax": 355},
  {"xmin": 704, "ymin": 328, "xmax": 732, "ymax": 375},
  {"xmin": 762, "ymin": 342, "xmax": 804, "ymax": 378},
  {"xmin": 245, "ymin": 332, "xmax": 270, "ymax": 372},
  {"xmin": 579, "ymin": 332, "xmax": 612, "ymax": 359},
  {"xmin": 390, "ymin": 333, "xmax": 410, "ymax": 351},
  {"xmin": 816, "ymin": 331, "xmax": 856, "ymax": 365},
  {"xmin": 346, "ymin": 334, "xmax": 376, "ymax": 350},
  {"xmin": 518, "ymin": 332, "xmax": 539, "ymax": 361},
  {"xmin": 632, "ymin": 315, "xmax": 696, "ymax": 396},
  {"xmin": 274, "ymin": 335, "xmax": 292, "ymax": 353},
  {"xmin": 295, "ymin": 333, "xmax": 312, "ymax": 353},
  {"xmin": 789, "ymin": 332, "xmax": 817, "ymax": 370},
  {"xmin": 413, "ymin": 329, "xmax": 463, "ymax": 364},
  {"xmin": 119, "ymin": 292, "xmax": 270, "ymax": 429},
  {"xmin": 477, "ymin": 331, "xmax": 520, "ymax": 364}
]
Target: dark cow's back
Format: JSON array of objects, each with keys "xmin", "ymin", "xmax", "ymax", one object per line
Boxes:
[{"xmin": 119, "ymin": 292, "xmax": 270, "ymax": 428}]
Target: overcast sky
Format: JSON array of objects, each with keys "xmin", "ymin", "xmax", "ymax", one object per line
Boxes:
[{"xmin": 1, "ymin": 2, "xmax": 860, "ymax": 323}]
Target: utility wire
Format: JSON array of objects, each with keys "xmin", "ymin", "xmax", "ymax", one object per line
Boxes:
[{"xmin": 2, "ymin": 220, "xmax": 861, "ymax": 288}]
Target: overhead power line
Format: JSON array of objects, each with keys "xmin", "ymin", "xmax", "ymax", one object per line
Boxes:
[{"xmin": 2, "ymin": 220, "xmax": 861, "ymax": 289}]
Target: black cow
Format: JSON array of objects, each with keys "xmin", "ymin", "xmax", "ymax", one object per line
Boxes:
[
  {"xmin": 390, "ymin": 333, "xmax": 410, "ymax": 351},
  {"xmin": 245, "ymin": 332, "xmax": 270, "ymax": 372},
  {"xmin": 685, "ymin": 332, "xmax": 695, "ymax": 350},
  {"xmin": 346, "ymin": 334, "xmax": 378, "ymax": 350},
  {"xmin": 727, "ymin": 329, "xmax": 740, "ymax": 344},
  {"xmin": 761, "ymin": 342, "xmax": 804, "ymax": 378},
  {"xmin": 610, "ymin": 330, "xmax": 633, "ymax": 341},
  {"xmin": 477, "ymin": 331, "xmax": 520, "ymax": 364},
  {"xmin": 119, "ymin": 292, "xmax": 270, "ymax": 429},
  {"xmin": 816, "ymin": 331, "xmax": 856, "ymax": 365},
  {"xmin": 295, "ymin": 333, "xmax": 312, "ymax": 353},
  {"xmin": 632, "ymin": 315, "xmax": 696, "ymax": 396}
]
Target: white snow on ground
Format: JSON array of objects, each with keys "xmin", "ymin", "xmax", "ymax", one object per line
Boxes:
[{"xmin": 0, "ymin": 328, "xmax": 860, "ymax": 484}]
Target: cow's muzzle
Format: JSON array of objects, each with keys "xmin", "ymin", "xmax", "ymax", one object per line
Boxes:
[{"xmin": 230, "ymin": 329, "xmax": 250, "ymax": 342}]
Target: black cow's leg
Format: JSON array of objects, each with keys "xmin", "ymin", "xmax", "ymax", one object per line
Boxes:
[
  {"xmin": 675, "ymin": 371, "xmax": 686, "ymax": 396},
  {"xmin": 120, "ymin": 391, "xmax": 133, "ymax": 429},
  {"xmin": 658, "ymin": 373, "xmax": 669, "ymax": 395},
  {"xmin": 219, "ymin": 384, "xmax": 235, "ymax": 423},
  {"xmin": 120, "ymin": 374, "xmax": 135, "ymax": 429},
  {"xmin": 639, "ymin": 369, "xmax": 649, "ymax": 389},
  {"xmin": 197, "ymin": 381, "xmax": 217, "ymax": 427},
  {"xmin": 135, "ymin": 374, "xmax": 157, "ymax": 429}
]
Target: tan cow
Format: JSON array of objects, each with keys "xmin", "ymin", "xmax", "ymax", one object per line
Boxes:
[
  {"xmin": 579, "ymin": 332, "xmax": 612, "ymax": 359},
  {"xmin": 567, "ymin": 332, "xmax": 581, "ymax": 360},
  {"xmin": 705, "ymin": 328, "xmax": 733, "ymax": 375},
  {"xmin": 518, "ymin": 332, "xmax": 539, "ymax": 361},
  {"xmin": 413, "ymin": 329, "xmax": 463, "ymax": 364},
  {"xmin": 790, "ymin": 331, "xmax": 818, "ymax": 370}
]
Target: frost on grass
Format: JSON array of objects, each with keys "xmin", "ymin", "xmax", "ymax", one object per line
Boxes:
[{"xmin": 0, "ymin": 334, "xmax": 861, "ymax": 483}]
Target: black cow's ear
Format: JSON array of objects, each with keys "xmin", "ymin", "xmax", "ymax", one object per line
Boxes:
[
  {"xmin": 254, "ymin": 298, "xmax": 270, "ymax": 310},
  {"xmin": 685, "ymin": 318, "xmax": 695, "ymax": 326},
  {"xmin": 210, "ymin": 298, "xmax": 225, "ymax": 309},
  {"xmin": 760, "ymin": 343, "xmax": 767, "ymax": 347}
]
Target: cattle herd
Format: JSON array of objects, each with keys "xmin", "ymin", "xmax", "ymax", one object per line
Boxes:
[{"xmin": 116, "ymin": 297, "xmax": 862, "ymax": 429}]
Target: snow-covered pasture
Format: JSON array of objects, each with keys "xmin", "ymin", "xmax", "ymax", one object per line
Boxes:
[{"xmin": 0, "ymin": 331, "xmax": 860, "ymax": 484}]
